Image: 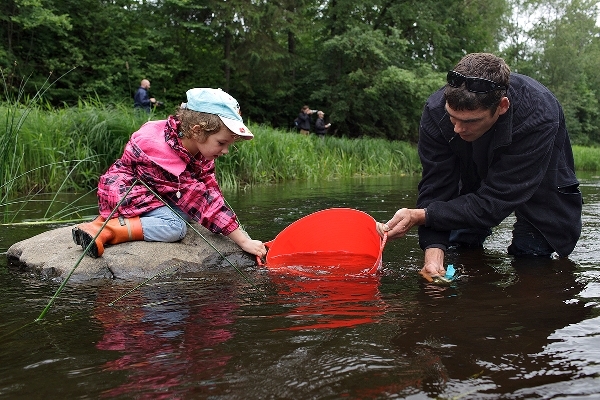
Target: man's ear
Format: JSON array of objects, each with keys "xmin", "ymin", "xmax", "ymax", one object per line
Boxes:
[{"xmin": 498, "ymin": 97, "xmax": 510, "ymax": 116}]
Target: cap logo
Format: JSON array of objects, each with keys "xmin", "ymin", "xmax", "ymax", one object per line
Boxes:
[{"xmin": 239, "ymin": 128, "xmax": 246, "ymax": 133}]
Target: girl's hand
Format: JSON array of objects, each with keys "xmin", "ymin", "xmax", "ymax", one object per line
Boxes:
[
  {"xmin": 239, "ymin": 239, "xmax": 267, "ymax": 258},
  {"xmin": 227, "ymin": 228, "xmax": 267, "ymax": 258}
]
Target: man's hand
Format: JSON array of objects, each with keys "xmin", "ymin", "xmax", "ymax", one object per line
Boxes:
[
  {"xmin": 419, "ymin": 247, "xmax": 446, "ymax": 281},
  {"xmin": 377, "ymin": 208, "xmax": 426, "ymax": 239}
]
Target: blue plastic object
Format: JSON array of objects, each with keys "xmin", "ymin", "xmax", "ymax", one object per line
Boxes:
[{"xmin": 445, "ymin": 264, "xmax": 456, "ymax": 280}]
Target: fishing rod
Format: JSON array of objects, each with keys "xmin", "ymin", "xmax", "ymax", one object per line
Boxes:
[
  {"xmin": 107, "ymin": 262, "xmax": 182, "ymax": 307},
  {"xmin": 103, "ymin": 180, "xmax": 263, "ymax": 307},
  {"xmin": 136, "ymin": 179, "xmax": 258, "ymax": 289}
]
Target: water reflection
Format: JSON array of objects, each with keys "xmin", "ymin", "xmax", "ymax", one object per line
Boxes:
[
  {"xmin": 93, "ymin": 283, "xmax": 237, "ymax": 398},
  {"xmin": 268, "ymin": 273, "xmax": 385, "ymax": 330},
  {"xmin": 387, "ymin": 251, "xmax": 591, "ymax": 397}
]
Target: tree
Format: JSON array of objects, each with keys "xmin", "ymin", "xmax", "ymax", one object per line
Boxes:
[
  {"xmin": 297, "ymin": 0, "xmax": 507, "ymax": 140},
  {"xmin": 503, "ymin": 0, "xmax": 600, "ymax": 143},
  {"xmin": 0, "ymin": 0, "xmax": 71, "ymax": 97}
]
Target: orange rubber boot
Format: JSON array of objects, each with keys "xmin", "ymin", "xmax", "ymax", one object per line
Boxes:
[{"xmin": 72, "ymin": 216, "xmax": 144, "ymax": 258}]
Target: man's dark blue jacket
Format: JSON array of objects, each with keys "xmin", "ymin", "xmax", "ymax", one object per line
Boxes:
[
  {"xmin": 417, "ymin": 73, "xmax": 582, "ymax": 257},
  {"xmin": 134, "ymin": 86, "xmax": 151, "ymax": 113}
]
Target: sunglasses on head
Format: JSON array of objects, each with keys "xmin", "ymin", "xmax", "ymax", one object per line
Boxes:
[{"xmin": 446, "ymin": 70, "xmax": 508, "ymax": 93}]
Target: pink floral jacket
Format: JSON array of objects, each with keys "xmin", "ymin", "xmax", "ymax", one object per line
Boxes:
[{"xmin": 97, "ymin": 116, "xmax": 239, "ymax": 235}]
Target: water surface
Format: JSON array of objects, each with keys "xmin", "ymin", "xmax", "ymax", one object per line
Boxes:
[{"xmin": 1, "ymin": 174, "xmax": 600, "ymax": 399}]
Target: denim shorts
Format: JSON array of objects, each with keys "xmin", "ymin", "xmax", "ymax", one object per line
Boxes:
[{"xmin": 140, "ymin": 205, "xmax": 191, "ymax": 242}]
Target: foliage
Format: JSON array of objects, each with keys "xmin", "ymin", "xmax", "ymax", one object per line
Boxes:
[
  {"xmin": 1, "ymin": 101, "xmax": 420, "ymax": 199},
  {"xmin": 501, "ymin": 0, "xmax": 600, "ymax": 143},
  {"xmin": 1, "ymin": 0, "xmax": 509, "ymax": 141},
  {"xmin": 572, "ymin": 145, "xmax": 600, "ymax": 171},
  {"xmin": 1, "ymin": 0, "xmax": 600, "ymax": 144}
]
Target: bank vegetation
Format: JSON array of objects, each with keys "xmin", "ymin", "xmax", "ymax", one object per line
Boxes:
[{"xmin": 0, "ymin": 102, "xmax": 421, "ymax": 200}]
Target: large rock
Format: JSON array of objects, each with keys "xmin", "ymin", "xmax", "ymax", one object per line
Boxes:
[{"xmin": 6, "ymin": 223, "xmax": 256, "ymax": 283}]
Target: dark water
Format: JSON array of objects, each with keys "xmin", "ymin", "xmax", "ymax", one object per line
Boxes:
[{"xmin": 2, "ymin": 174, "xmax": 600, "ymax": 399}]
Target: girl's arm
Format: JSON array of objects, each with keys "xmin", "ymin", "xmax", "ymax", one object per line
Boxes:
[{"xmin": 227, "ymin": 227, "xmax": 267, "ymax": 258}]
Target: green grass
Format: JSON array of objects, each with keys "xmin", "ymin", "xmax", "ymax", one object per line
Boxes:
[
  {"xmin": 1, "ymin": 101, "xmax": 420, "ymax": 197},
  {"xmin": 217, "ymin": 126, "xmax": 420, "ymax": 189},
  {"xmin": 0, "ymin": 94, "xmax": 164, "ymax": 222},
  {"xmin": 3, "ymin": 99, "xmax": 600, "ymax": 223},
  {"xmin": 573, "ymin": 145, "xmax": 600, "ymax": 171}
]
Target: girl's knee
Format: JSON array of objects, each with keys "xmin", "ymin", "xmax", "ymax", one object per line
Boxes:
[
  {"xmin": 140, "ymin": 214, "xmax": 188, "ymax": 242},
  {"xmin": 175, "ymin": 220, "xmax": 187, "ymax": 240},
  {"xmin": 163, "ymin": 219, "xmax": 187, "ymax": 242}
]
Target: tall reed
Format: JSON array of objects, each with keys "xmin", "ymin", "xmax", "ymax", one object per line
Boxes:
[
  {"xmin": 2, "ymin": 102, "xmax": 421, "ymax": 196},
  {"xmin": 1, "ymin": 71, "xmax": 161, "ymax": 222},
  {"xmin": 216, "ymin": 126, "xmax": 420, "ymax": 189},
  {"xmin": 5, "ymin": 99, "xmax": 600, "ymax": 224}
]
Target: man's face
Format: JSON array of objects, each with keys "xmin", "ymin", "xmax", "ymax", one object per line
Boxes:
[{"xmin": 445, "ymin": 99, "xmax": 508, "ymax": 142}]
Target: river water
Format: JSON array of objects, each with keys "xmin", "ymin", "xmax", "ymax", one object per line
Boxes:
[{"xmin": 1, "ymin": 174, "xmax": 600, "ymax": 399}]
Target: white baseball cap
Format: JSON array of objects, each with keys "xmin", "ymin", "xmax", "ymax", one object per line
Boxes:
[{"xmin": 181, "ymin": 88, "xmax": 253, "ymax": 139}]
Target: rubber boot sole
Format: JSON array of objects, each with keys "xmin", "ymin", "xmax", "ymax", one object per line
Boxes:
[
  {"xmin": 71, "ymin": 227, "xmax": 83, "ymax": 246},
  {"xmin": 71, "ymin": 226, "xmax": 101, "ymax": 258}
]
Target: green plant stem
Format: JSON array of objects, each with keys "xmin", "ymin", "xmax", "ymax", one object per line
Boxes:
[
  {"xmin": 35, "ymin": 181, "xmax": 137, "ymax": 321},
  {"xmin": 136, "ymin": 180, "xmax": 259, "ymax": 290}
]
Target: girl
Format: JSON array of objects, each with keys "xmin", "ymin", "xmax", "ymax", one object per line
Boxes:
[{"xmin": 72, "ymin": 88, "xmax": 267, "ymax": 259}]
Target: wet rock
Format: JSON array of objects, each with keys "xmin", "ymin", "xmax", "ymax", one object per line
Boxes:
[{"xmin": 6, "ymin": 223, "xmax": 255, "ymax": 283}]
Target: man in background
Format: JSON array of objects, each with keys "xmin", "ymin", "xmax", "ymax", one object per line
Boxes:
[
  {"xmin": 297, "ymin": 105, "xmax": 314, "ymax": 135},
  {"xmin": 134, "ymin": 79, "xmax": 156, "ymax": 113},
  {"xmin": 315, "ymin": 110, "xmax": 331, "ymax": 137}
]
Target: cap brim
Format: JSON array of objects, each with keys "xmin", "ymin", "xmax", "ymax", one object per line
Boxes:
[{"xmin": 220, "ymin": 116, "xmax": 253, "ymax": 139}]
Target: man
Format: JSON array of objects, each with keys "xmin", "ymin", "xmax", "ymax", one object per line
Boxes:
[
  {"xmin": 377, "ymin": 53, "xmax": 582, "ymax": 279},
  {"xmin": 297, "ymin": 105, "xmax": 314, "ymax": 135},
  {"xmin": 133, "ymin": 79, "xmax": 156, "ymax": 113},
  {"xmin": 315, "ymin": 110, "xmax": 331, "ymax": 137}
]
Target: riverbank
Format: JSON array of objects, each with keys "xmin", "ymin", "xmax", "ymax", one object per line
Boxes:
[
  {"xmin": 2, "ymin": 101, "xmax": 600, "ymax": 201},
  {"xmin": 1, "ymin": 102, "xmax": 420, "ymax": 197}
]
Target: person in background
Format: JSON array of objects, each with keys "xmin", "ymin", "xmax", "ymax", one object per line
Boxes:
[
  {"xmin": 314, "ymin": 110, "xmax": 331, "ymax": 137},
  {"xmin": 376, "ymin": 53, "xmax": 582, "ymax": 280},
  {"xmin": 72, "ymin": 88, "xmax": 267, "ymax": 259},
  {"xmin": 134, "ymin": 79, "xmax": 156, "ymax": 113},
  {"xmin": 297, "ymin": 105, "xmax": 314, "ymax": 135}
]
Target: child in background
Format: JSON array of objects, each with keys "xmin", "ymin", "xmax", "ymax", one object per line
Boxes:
[{"xmin": 72, "ymin": 88, "xmax": 267, "ymax": 259}]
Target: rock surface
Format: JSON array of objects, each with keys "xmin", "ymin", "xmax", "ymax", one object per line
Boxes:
[{"xmin": 6, "ymin": 223, "xmax": 256, "ymax": 283}]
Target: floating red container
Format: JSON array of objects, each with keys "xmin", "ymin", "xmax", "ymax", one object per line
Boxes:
[{"xmin": 258, "ymin": 208, "xmax": 386, "ymax": 277}]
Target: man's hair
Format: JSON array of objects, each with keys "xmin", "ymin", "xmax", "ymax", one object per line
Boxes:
[
  {"xmin": 444, "ymin": 53, "xmax": 510, "ymax": 114},
  {"xmin": 176, "ymin": 108, "xmax": 223, "ymax": 143}
]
